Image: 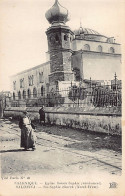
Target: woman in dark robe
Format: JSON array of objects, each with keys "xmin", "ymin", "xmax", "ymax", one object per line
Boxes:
[
  {"xmin": 39, "ymin": 106, "xmax": 45, "ymax": 125},
  {"xmin": 19, "ymin": 111, "xmax": 36, "ymax": 151}
]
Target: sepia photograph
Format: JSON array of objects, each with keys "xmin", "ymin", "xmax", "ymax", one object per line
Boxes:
[{"xmin": 0, "ymin": 0, "xmax": 125, "ymax": 195}]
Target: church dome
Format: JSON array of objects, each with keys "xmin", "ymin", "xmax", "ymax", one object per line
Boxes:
[{"xmin": 45, "ymin": 0, "xmax": 70, "ymax": 24}]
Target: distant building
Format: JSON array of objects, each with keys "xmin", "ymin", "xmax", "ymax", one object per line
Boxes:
[
  {"xmin": 0, "ymin": 91, "xmax": 11, "ymax": 117},
  {"xmin": 10, "ymin": 0, "xmax": 121, "ymax": 101}
]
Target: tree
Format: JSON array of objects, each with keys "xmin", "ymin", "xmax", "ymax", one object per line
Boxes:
[
  {"xmin": 92, "ymin": 86, "xmax": 122, "ymax": 107},
  {"xmin": 68, "ymin": 85, "xmax": 87, "ymax": 102},
  {"xmin": 68, "ymin": 85, "xmax": 78, "ymax": 101}
]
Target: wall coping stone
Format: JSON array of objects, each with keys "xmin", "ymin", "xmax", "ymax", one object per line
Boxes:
[{"xmin": 4, "ymin": 106, "xmax": 121, "ymax": 117}]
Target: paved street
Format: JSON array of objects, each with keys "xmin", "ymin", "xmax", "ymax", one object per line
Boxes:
[{"xmin": 0, "ymin": 118, "xmax": 122, "ymax": 177}]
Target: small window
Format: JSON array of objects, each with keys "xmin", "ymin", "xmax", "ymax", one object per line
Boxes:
[
  {"xmin": 27, "ymin": 89, "xmax": 31, "ymax": 99},
  {"xmin": 39, "ymin": 72, "xmax": 43, "ymax": 83},
  {"xmin": 110, "ymin": 47, "xmax": 115, "ymax": 53},
  {"xmin": 84, "ymin": 44, "xmax": 90, "ymax": 51},
  {"xmin": 98, "ymin": 45, "xmax": 103, "ymax": 52},
  {"xmin": 33, "ymin": 88, "xmax": 37, "ymax": 98},
  {"xmin": 64, "ymin": 34, "xmax": 67, "ymax": 41},
  {"xmin": 55, "ymin": 34, "xmax": 59, "ymax": 41}
]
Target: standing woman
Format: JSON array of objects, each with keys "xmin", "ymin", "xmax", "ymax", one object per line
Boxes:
[
  {"xmin": 39, "ymin": 106, "xmax": 45, "ymax": 125},
  {"xmin": 19, "ymin": 111, "xmax": 36, "ymax": 151}
]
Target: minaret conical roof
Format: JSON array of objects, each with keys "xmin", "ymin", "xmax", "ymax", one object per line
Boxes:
[{"xmin": 45, "ymin": 0, "xmax": 70, "ymax": 24}]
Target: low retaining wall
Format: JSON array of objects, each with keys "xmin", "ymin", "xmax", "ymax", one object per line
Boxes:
[{"xmin": 4, "ymin": 107, "xmax": 122, "ymax": 135}]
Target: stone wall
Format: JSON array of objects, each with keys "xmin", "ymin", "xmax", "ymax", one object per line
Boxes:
[{"xmin": 4, "ymin": 107, "xmax": 121, "ymax": 135}]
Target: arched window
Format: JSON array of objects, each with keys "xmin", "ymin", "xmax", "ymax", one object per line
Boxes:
[
  {"xmin": 41, "ymin": 86, "xmax": 44, "ymax": 96},
  {"xmin": 28, "ymin": 75, "xmax": 34, "ymax": 86},
  {"xmin": 13, "ymin": 92, "xmax": 15, "ymax": 100},
  {"xmin": 55, "ymin": 34, "xmax": 59, "ymax": 41},
  {"xmin": 109, "ymin": 47, "xmax": 115, "ymax": 53},
  {"xmin": 84, "ymin": 44, "xmax": 90, "ymax": 51},
  {"xmin": 27, "ymin": 89, "xmax": 31, "ymax": 99},
  {"xmin": 33, "ymin": 87, "xmax": 37, "ymax": 98},
  {"xmin": 18, "ymin": 91, "xmax": 21, "ymax": 100},
  {"xmin": 22, "ymin": 90, "xmax": 26, "ymax": 99},
  {"xmin": 97, "ymin": 45, "xmax": 103, "ymax": 52},
  {"xmin": 64, "ymin": 34, "xmax": 67, "ymax": 41}
]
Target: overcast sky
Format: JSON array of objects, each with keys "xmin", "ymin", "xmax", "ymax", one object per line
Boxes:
[{"xmin": 0, "ymin": 0, "xmax": 124, "ymax": 91}]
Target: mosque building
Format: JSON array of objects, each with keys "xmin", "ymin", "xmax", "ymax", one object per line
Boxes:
[{"xmin": 10, "ymin": 0, "xmax": 121, "ymax": 102}]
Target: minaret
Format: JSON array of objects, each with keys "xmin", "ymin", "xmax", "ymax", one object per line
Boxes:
[{"xmin": 45, "ymin": 0, "xmax": 74, "ymax": 86}]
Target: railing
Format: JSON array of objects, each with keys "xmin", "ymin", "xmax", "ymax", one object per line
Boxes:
[{"xmin": 8, "ymin": 83, "xmax": 122, "ymax": 111}]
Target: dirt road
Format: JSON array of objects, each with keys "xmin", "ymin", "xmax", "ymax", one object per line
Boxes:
[{"xmin": 0, "ymin": 118, "xmax": 122, "ymax": 177}]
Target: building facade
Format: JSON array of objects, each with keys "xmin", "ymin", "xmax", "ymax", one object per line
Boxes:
[
  {"xmin": 11, "ymin": 62, "xmax": 50, "ymax": 101},
  {"xmin": 10, "ymin": 0, "xmax": 121, "ymax": 101}
]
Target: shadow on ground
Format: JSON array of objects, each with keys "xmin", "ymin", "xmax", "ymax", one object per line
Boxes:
[{"xmin": 0, "ymin": 149, "xmax": 24, "ymax": 153}]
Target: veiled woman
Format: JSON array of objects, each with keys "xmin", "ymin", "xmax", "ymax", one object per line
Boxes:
[{"xmin": 19, "ymin": 111, "xmax": 36, "ymax": 151}]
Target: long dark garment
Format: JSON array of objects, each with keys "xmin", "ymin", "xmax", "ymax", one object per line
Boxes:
[
  {"xmin": 39, "ymin": 108, "xmax": 45, "ymax": 124},
  {"xmin": 19, "ymin": 117, "xmax": 36, "ymax": 149}
]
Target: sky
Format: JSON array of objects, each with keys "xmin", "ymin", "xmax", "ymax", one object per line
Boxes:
[{"xmin": 0, "ymin": 0, "xmax": 125, "ymax": 91}]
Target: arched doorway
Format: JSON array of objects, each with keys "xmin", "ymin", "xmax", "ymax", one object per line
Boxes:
[
  {"xmin": 22, "ymin": 90, "xmax": 26, "ymax": 99},
  {"xmin": 13, "ymin": 92, "xmax": 15, "ymax": 100},
  {"xmin": 18, "ymin": 91, "xmax": 21, "ymax": 100},
  {"xmin": 27, "ymin": 89, "xmax": 31, "ymax": 99},
  {"xmin": 41, "ymin": 86, "xmax": 44, "ymax": 96}
]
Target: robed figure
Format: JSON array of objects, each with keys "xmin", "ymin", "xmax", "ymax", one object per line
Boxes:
[
  {"xmin": 19, "ymin": 111, "xmax": 36, "ymax": 151},
  {"xmin": 39, "ymin": 106, "xmax": 45, "ymax": 125}
]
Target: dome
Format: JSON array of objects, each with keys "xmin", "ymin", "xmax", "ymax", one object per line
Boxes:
[
  {"xmin": 45, "ymin": 0, "xmax": 70, "ymax": 25},
  {"xmin": 74, "ymin": 27, "xmax": 108, "ymax": 42},
  {"xmin": 74, "ymin": 27, "xmax": 101, "ymax": 36}
]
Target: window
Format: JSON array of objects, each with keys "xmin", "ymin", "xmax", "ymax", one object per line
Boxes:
[
  {"xmin": 33, "ymin": 88, "xmax": 37, "ymax": 98},
  {"xmin": 20, "ymin": 78, "xmax": 24, "ymax": 88},
  {"xmin": 13, "ymin": 92, "xmax": 15, "ymax": 100},
  {"xmin": 84, "ymin": 44, "xmax": 90, "ymax": 51},
  {"xmin": 109, "ymin": 47, "xmax": 115, "ymax": 53},
  {"xmin": 41, "ymin": 86, "xmax": 44, "ymax": 96},
  {"xmin": 64, "ymin": 34, "xmax": 67, "ymax": 41},
  {"xmin": 22, "ymin": 90, "xmax": 26, "ymax": 99},
  {"xmin": 55, "ymin": 34, "xmax": 59, "ymax": 41},
  {"xmin": 13, "ymin": 81, "xmax": 16, "ymax": 90},
  {"xmin": 39, "ymin": 72, "xmax": 43, "ymax": 83},
  {"xmin": 18, "ymin": 91, "xmax": 21, "ymax": 100},
  {"xmin": 97, "ymin": 45, "xmax": 103, "ymax": 52},
  {"xmin": 28, "ymin": 75, "xmax": 34, "ymax": 86},
  {"xmin": 27, "ymin": 89, "xmax": 31, "ymax": 98}
]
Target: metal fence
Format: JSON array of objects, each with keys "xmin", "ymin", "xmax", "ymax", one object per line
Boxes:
[{"xmin": 7, "ymin": 83, "xmax": 122, "ymax": 111}]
